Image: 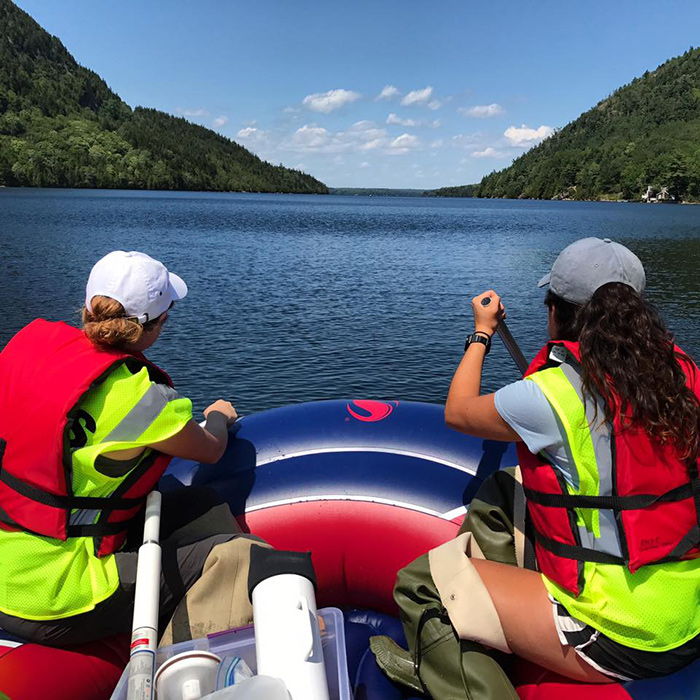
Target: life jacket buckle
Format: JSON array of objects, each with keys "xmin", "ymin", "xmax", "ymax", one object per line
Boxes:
[{"xmin": 549, "ymin": 345, "xmax": 567, "ymax": 365}]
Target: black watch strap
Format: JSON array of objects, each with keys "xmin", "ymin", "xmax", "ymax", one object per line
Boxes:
[{"xmin": 464, "ymin": 332, "xmax": 492, "ymax": 354}]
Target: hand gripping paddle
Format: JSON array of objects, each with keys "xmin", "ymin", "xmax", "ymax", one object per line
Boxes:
[{"xmin": 480, "ymin": 296, "xmax": 529, "ymax": 375}]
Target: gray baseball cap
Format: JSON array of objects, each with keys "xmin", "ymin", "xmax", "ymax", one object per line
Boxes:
[{"xmin": 538, "ymin": 237, "xmax": 646, "ymax": 305}]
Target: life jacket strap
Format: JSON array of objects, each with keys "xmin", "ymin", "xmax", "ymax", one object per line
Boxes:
[
  {"xmin": 523, "ymin": 480, "xmax": 699, "ymax": 511},
  {"xmin": 0, "ymin": 463, "xmax": 144, "ymax": 510},
  {"xmin": 67, "ymin": 521, "xmax": 133, "ymax": 537},
  {"xmin": 0, "ymin": 500, "xmax": 134, "ymax": 539},
  {"xmin": 534, "ymin": 530, "xmax": 627, "ymax": 565},
  {"xmin": 535, "ymin": 526, "xmax": 700, "ymax": 566}
]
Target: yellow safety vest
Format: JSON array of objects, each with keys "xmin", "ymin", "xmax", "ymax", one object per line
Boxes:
[
  {"xmin": 0, "ymin": 363, "xmax": 191, "ymax": 620},
  {"xmin": 526, "ymin": 362, "xmax": 700, "ymax": 651}
]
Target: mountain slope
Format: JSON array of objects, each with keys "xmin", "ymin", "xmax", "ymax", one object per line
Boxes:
[
  {"xmin": 0, "ymin": 0, "xmax": 327, "ymax": 193},
  {"xmin": 434, "ymin": 49, "xmax": 700, "ymax": 202}
]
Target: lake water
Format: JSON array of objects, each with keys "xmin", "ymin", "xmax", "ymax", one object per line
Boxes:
[{"xmin": 2, "ymin": 189, "xmax": 700, "ymax": 416}]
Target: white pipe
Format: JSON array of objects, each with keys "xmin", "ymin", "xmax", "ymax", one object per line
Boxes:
[
  {"xmin": 252, "ymin": 574, "xmax": 329, "ymax": 700},
  {"xmin": 127, "ymin": 490, "xmax": 162, "ymax": 700}
]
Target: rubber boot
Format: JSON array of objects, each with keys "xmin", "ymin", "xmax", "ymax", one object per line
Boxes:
[
  {"xmin": 373, "ymin": 551, "xmax": 518, "ymax": 700},
  {"xmin": 372, "ymin": 467, "xmax": 534, "ymax": 698},
  {"xmin": 371, "ymin": 622, "xmax": 516, "ymax": 700},
  {"xmin": 369, "ymin": 635, "xmax": 424, "ymax": 695}
]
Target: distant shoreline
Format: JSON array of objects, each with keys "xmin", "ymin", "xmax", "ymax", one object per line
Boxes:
[
  {"xmin": 329, "ymin": 188, "xmax": 425, "ymax": 197},
  {"xmin": 424, "ymin": 194, "xmax": 700, "ymax": 205},
  {"xmin": 4, "ymin": 185, "xmax": 699, "ymax": 204}
]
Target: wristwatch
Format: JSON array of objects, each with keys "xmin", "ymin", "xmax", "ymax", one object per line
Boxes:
[{"xmin": 464, "ymin": 332, "xmax": 492, "ymax": 354}]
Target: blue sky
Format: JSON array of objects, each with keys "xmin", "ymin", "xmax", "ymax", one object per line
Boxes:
[{"xmin": 14, "ymin": 0, "xmax": 700, "ymax": 189}]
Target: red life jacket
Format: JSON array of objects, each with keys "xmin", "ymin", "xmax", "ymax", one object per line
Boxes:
[
  {"xmin": 518, "ymin": 340, "xmax": 700, "ymax": 596},
  {"xmin": 0, "ymin": 319, "xmax": 174, "ymax": 557}
]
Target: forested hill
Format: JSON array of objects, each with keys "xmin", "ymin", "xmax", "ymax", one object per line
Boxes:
[
  {"xmin": 432, "ymin": 48, "xmax": 700, "ymax": 202},
  {"xmin": 423, "ymin": 184, "xmax": 478, "ymax": 198},
  {"xmin": 0, "ymin": 0, "xmax": 327, "ymax": 193}
]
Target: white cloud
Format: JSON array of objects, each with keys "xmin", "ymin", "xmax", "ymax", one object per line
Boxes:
[
  {"xmin": 249, "ymin": 118, "xmax": 451, "ymax": 163},
  {"xmin": 237, "ymin": 127, "xmax": 262, "ymax": 139},
  {"xmin": 452, "ymin": 133, "xmax": 483, "ymax": 147},
  {"xmin": 302, "ymin": 89, "xmax": 361, "ymax": 113},
  {"xmin": 283, "ymin": 106, "xmax": 300, "ymax": 114},
  {"xmin": 387, "ymin": 113, "xmax": 417, "ymax": 127},
  {"xmin": 213, "ymin": 116, "xmax": 228, "ymax": 128},
  {"xmin": 280, "ymin": 121, "xmax": 389, "ymax": 154},
  {"xmin": 349, "ymin": 121, "xmax": 387, "ymax": 151},
  {"xmin": 401, "ymin": 86, "xmax": 433, "ymax": 106},
  {"xmin": 427, "ymin": 100, "xmax": 442, "ymax": 110},
  {"xmin": 291, "ymin": 125, "xmax": 329, "ymax": 148},
  {"xmin": 504, "ymin": 124, "xmax": 554, "ymax": 147},
  {"xmin": 386, "ymin": 115, "xmax": 441, "ymax": 129},
  {"xmin": 376, "ymin": 85, "xmax": 400, "ymax": 101},
  {"xmin": 175, "ymin": 107, "xmax": 209, "ymax": 118},
  {"xmin": 460, "ymin": 103, "xmax": 504, "ymax": 118},
  {"xmin": 388, "ymin": 133, "xmax": 420, "ymax": 153},
  {"xmin": 391, "ymin": 133, "xmax": 419, "ymax": 148},
  {"xmin": 358, "ymin": 138, "xmax": 381, "ymax": 151},
  {"xmin": 235, "ymin": 126, "xmax": 270, "ymax": 155},
  {"xmin": 350, "ymin": 120, "xmax": 374, "ymax": 131},
  {"xmin": 471, "ymin": 147, "xmax": 506, "ymax": 158}
]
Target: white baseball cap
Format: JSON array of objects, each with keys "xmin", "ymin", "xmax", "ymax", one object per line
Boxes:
[
  {"xmin": 85, "ymin": 251, "xmax": 188, "ymax": 324},
  {"xmin": 538, "ymin": 237, "xmax": 646, "ymax": 305}
]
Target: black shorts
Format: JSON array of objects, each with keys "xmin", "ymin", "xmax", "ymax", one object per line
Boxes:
[{"xmin": 551, "ymin": 596, "xmax": 700, "ymax": 681}]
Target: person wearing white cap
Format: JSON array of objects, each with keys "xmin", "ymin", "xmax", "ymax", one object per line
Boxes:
[
  {"xmin": 382, "ymin": 238, "xmax": 700, "ymax": 691},
  {"xmin": 85, "ymin": 250, "xmax": 189, "ymax": 326},
  {"xmin": 0, "ymin": 250, "xmax": 269, "ymax": 649}
]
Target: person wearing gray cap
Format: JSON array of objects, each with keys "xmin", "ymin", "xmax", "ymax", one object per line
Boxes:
[
  {"xmin": 0, "ymin": 251, "xmax": 268, "ymax": 649},
  {"xmin": 394, "ymin": 237, "xmax": 700, "ymax": 688}
]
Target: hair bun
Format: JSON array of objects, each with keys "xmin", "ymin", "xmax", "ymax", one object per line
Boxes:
[{"xmin": 82, "ymin": 295, "xmax": 143, "ymax": 347}]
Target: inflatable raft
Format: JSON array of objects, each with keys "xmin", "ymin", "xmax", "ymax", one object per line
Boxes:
[{"xmin": 0, "ymin": 399, "xmax": 698, "ymax": 699}]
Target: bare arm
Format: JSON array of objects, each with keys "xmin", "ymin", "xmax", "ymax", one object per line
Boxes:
[
  {"xmin": 445, "ymin": 290, "xmax": 520, "ymax": 443},
  {"xmin": 149, "ymin": 400, "xmax": 238, "ymax": 464}
]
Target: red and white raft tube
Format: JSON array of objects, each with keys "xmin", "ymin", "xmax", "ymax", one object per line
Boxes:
[{"xmin": 0, "ymin": 399, "xmax": 698, "ymax": 700}]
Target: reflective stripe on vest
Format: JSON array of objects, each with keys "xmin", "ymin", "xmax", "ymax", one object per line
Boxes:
[
  {"xmin": 527, "ymin": 361, "xmax": 623, "ymax": 561},
  {"xmin": 102, "ymin": 383, "xmax": 182, "ymax": 443},
  {"xmin": 518, "ymin": 340, "xmax": 700, "ymax": 596}
]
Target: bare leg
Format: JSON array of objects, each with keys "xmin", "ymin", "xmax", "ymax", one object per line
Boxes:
[{"xmin": 471, "ymin": 559, "xmax": 614, "ymax": 684}]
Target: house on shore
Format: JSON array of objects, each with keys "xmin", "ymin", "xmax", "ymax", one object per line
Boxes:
[{"xmin": 642, "ymin": 185, "xmax": 675, "ymax": 203}]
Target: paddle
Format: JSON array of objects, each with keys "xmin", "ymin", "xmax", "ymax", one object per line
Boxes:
[
  {"xmin": 480, "ymin": 296, "xmax": 529, "ymax": 375},
  {"xmin": 127, "ymin": 491, "xmax": 162, "ymax": 700}
]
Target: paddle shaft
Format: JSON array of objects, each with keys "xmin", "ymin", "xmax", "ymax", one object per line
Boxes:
[
  {"xmin": 480, "ymin": 297, "xmax": 529, "ymax": 375},
  {"xmin": 125, "ymin": 420, "xmax": 220, "ymax": 700},
  {"xmin": 127, "ymin": 491, "xmax": 162, "ymax": 700}
]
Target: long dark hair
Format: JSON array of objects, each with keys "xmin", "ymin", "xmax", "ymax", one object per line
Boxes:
[{"xmin": 546, "ymin": 283, "xmax": 700, "ymax": 461}]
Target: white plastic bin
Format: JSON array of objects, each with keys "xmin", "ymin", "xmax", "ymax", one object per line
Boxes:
[{"xmin": 110, "ymin": 608, "xmax": 351, "ymax": 700}]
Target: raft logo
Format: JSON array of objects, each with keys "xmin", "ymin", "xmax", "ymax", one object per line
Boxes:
[{"xmin": 347, "ymin": 399, "xmax": 399, "ymax": 422}]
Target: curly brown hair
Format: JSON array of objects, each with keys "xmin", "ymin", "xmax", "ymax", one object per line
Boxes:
[{"xmin": 546, "ymin": 283, "xmax": 700, "ymax": 462}]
